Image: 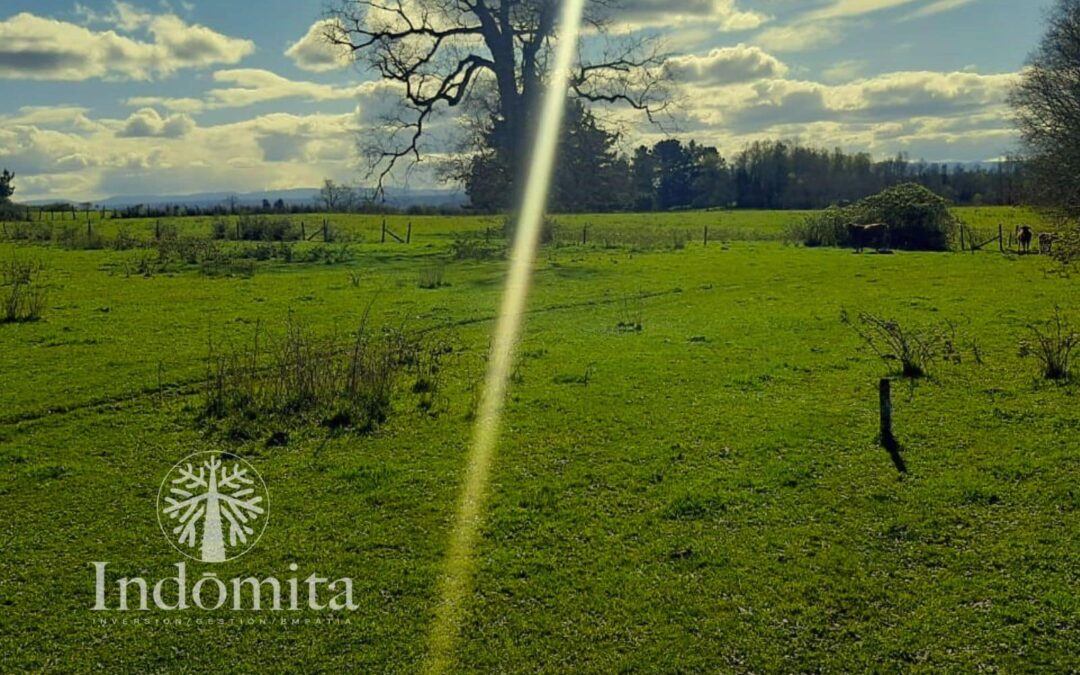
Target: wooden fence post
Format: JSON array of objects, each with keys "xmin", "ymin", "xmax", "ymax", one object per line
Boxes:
[
  {"xmin": 704, "ymin": 225, "xmax": 709, "ymax": 247},
  {"xmin": 381, "ymin": 218, "xmax": 386, "ymax": 244},
  {"xmin": 406, "ymin": 221, "xmax": 412, "ymax": 244},
  {"xmin": 959, "ymin": 225, "xmax": 966, "ymax": 251},
  {"xmin": 582, "ymin": 224, "xmax": 588, "ymax": 245},
  {"xmin": 323, "ymin": 219, "xmax": 329, "ymax": 242},
  {"xmin": 998, "ymin": 224, "xmax": 1004, "ymax": 253},
  {"xmin": 879, "ymin": 378, "xmax": 893, "ymax": 445},
  {"xmin": 301, "ymin": 221, "xmax": 306, "ymax": 239}
]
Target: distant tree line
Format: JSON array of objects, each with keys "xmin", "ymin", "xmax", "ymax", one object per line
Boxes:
[{"xmin": 465, "ymin": 110, "xmax": 1027, "ymax": 213}]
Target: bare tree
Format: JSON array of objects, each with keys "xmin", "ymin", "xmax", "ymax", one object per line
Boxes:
[
  {"xmin": 320, "ymin": 179, "xmax": 358, "ymax": 212},
  {"xmin": 1010, "ymin": 0, "xmax": 1080, "ymax": 222},
  {"xmin": 327, "ymin": 0, "xmax": 670, "ymax": 195}
]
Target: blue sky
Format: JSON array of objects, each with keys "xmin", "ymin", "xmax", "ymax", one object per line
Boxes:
[{"xmin": 0, "ymin": 0, "xmax": 1053, "ymax": 201}]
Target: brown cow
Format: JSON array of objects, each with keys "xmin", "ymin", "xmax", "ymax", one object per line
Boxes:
[
  {"xmin": 1016, "ymin": 225, "xmax": 1034, "ymax": 253},
  {"xmin": 846, "ymin": 223, "xmax": 888, "ymax": 253}
]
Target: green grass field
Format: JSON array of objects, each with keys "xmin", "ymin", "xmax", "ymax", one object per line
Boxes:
[{"xmin": 1, "ymin": 206, "xmax": 1077, "ymax": 672}]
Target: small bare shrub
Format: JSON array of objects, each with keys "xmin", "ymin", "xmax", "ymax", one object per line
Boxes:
[
  {"xmin": 202, "ymin": 315, "xmax": 424, "ymax": 436},
  {"xmin": 450, "ymin": 237, "xmax": 503, "ymax": 260},
  {"xmin": 1019, "ymin": 309, "xmax": 1077, "ymax": 381},
  {"xmin": 841, "ymin": 309, "xmax": 966, "ymax": 378}
]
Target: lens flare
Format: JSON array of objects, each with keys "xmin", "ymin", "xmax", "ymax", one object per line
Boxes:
[{"xmin": 423, "ymin": 0, "xmax": 587, "ymax": 671}]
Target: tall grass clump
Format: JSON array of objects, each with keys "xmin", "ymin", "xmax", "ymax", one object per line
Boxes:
[
  {"xmin": 418, "ymin": 263, "xmax": 446, "ymax": 289},
  {"xmin": 1019, "ymin": 309, "xmax": 1077, "ymax": 381},
  {"xmin": 202, "ymin": 316, "xmax": 422, "ymax": 438},
  {"xmin": 2, "ymin": 257, "xmax": 47, "ymax": 323}
]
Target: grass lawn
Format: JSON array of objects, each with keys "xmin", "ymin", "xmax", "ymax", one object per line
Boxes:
[{"xmin": 0, "ymin": 207, "xmax": 1077, "ymax": 672}]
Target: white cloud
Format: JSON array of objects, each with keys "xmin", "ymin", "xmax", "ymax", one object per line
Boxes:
[
  {"xmin": 125, "ymin": 69, "xmax": 404, "ymax": 113},
  {"xmin": 904, "ymin": 0, "xmax": 981, "ymax": 20},
  {"xmin": 125, "ymin": 96, "xmax": 208, "ymax": 114},
  {"xmin": 286, "ymin": 19, "xmax": 353, "ymax": 73},
  {"xmin": 0, "ymin": 107, "xmax": 368, "ymax": 201},
  {"xmin": 673, "ymin": 68, "xmax": 1017, "ymax": 144},
  {"xmin": 807, "ymin": 0, "xmax": 922, "ymax": 21},
  {"xmin": 665, "ymin": 45, "xmax": 788, "ymax": 85},
  {"xmin": 604, "ymin": 0, "xmax": 769, "ymax": 31},
  {"xmin": 118, "ymin": 108, "xmax": 196, "ymax": 138},
  {"xmin": 0, "ymin": 8, "xmax": 254, "ymax": 81},
  {"xmin": 756, "ymin": 18, "xmax": 851, "ymax": 53}
]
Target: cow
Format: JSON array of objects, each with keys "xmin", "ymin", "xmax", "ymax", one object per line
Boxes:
[
  {"xmin": 1016, "ymin": 225, "xmax": 1034, "ymax": 253},
  {"xmin": 846, "ymin": 223, "xmax": 888, "ymax": 253},
  {"xmin": 1039, "ymin": 232, "xmax": 1057, "ymax": 255}
]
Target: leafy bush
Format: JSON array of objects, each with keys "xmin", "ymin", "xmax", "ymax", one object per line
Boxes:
[
  {"xmin": 791, "ymin": 183, "xmax": 957, "ymax": 251},
  {"xmin": 1049, "ymin": 226, "xmax": 1080, "ymax": 266},
  {"xmin": 788, "ymin": 206, "xmax": 850, "ymax": 248},
  {"xmin": 212, "ymin": 216, "xmax": 300, "ymax": 242}
]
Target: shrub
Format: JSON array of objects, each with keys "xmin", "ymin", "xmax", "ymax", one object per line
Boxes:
[
  {"xmin": 2, "ymin": 258, "xmax": 47, "ymax": 323},
  {"xmin": 791, "ymin": 183, "xmax": 957, "ymax": 251},
  {"xmin": 841, "ymin": 309, "xmax": 965, "ymax": 378},
  {"xmin": 1019, "ymin": 309, "xmax": 1077, "ymax": 381},
  {"xmin": 450, "ymin": 237, "xmax": 503, "ymax": 260},
  {"xmin": 788, "ymin": 206, "xmax": 850, "ymax": 247},
  {"xmin": 418, "ymin": 263, "xmax": 446, "ymax": 289},
  {"xmin": 202, "ymin": 317, "xmax": 422, "ymax": 435},
  {"xmin": 860, "ymin": 183, "xmax": 956, "ymax": 250},
  {"xmin": 502, "ymin": 215, "xmax": 556, "ymax": 245},
  {"xmin": 1049, "ymin": 226, "xmax": 1080, "ymax": 266},
  {"xmin": 212, "ymin": 216, "xmax": 300, "ymax": 242}
]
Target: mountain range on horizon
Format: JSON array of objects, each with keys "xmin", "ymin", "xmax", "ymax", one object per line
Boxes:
[{"xmin": 24, "ymin": 187, "xmax": 469, "ymax": 210}]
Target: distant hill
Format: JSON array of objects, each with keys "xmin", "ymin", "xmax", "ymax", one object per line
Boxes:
[{"xmin": 27, "ymin": 187, "xmax": 468, "ymax": 210}]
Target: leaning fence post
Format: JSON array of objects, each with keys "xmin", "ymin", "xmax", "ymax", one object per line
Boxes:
[{"xmin": 879, "ymin": 378, "xmax": 893, "ymax": 445}]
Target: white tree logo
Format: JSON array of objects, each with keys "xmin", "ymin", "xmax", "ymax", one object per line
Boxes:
[{"xmin": 157, "ymin": 452, "xmax": 269, "ymax": 563}]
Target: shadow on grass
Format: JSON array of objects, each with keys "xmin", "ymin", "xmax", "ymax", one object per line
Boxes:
[{"xmin": 880, "ymin": 431, "xmax": 907, "ymax": 474}]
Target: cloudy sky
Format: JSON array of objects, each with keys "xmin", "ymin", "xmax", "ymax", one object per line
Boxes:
[{"xmin": 0, "ymin": 0, "xmax": 1051, "ymax": 202}]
